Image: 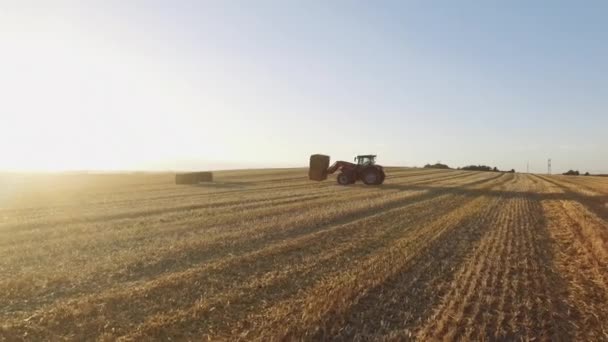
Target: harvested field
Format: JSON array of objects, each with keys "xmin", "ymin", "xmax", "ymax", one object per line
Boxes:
[{"xmin": 1, "ymin": 168, "xmax": 607, "ymax": 340}]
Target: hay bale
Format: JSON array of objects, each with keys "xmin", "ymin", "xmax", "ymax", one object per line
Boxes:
[
  {"xmin": 196, "ymin": 172, "xmax": 213, "ymax": 182},
  {"xmin": 175, "ymin": 172, "xmax": 213, "ymax": 184},
  {"xmin": 175, "ymin": 173, "xmax": 194, "ymax": 184},
  {"xmin": 309, "ymin": 154, "xmax": 330, "ymax": 181}
]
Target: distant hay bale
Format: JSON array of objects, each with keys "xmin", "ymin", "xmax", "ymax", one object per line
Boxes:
[
  {"xmin": 175, "ymin": 173, "xmax": 195, "ymax": 184},
  {"xmin": 175, "ymin": 172, "xmax": 213, "ymax": 184},
  {"xmin": 309, "ymin": 154, "xmax": 330, "ymax": 181},
  {"xmin": 196, "ymin": 172, "xmax": 213, "ymax": 182}
]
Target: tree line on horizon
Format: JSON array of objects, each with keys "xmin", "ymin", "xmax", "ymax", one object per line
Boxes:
[
  {"xmin": 423, "ymin": 162, "xmax": 515, "ymax": 173},
  {"xmin": 423, "ymin": 163, "xmax": 598, "ymax": 176},
  {"xmin": 563, "ymin": 170, "xmax": 592, "ymax": 176}
]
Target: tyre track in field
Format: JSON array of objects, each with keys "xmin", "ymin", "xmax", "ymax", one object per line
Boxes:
[
  {"xmin": 555, "ymin": 177, "xmax": 606, "ymax": 192},
  {"xmin": 0, "ymin": 178, "xmax": 413, "ymax": 245},
  {"xmin": 0, "ymin": 186, "xmax": 425, "ymax": 260},
  {"xmin": 2, "ymin": 171, "xmax": 508, "ymax": 336},
  {"xmin": 2, "ymin": 191, "xmax": 476, "ymax": 339},
  {"xmin": 374, "ymin": 172, "xmax": 509, "ymax": 196},
  {"xmin": 110, "ymin": 171, "xmax": 508, "ymax": 284},
  {"xmin": 0, "ymin": 175, "xmax": 324, "ymax": 223},
  {"xmin": 0, "ymin": 189, "xmax": 423, "ymax": 309},
  {"xmin": 312, "ymin": 172, "xmax": 515, "ymax": 340},
  {"xmin": 542, "ymin": 199, "xmax": 608, "ymax": 340},
  {"xmin": 0, "ymin": 169, "xmax": 453, "ymax": 235},
  {"xmin": 417, "ymin": 184, "xmax": 572, "ymax": 341},
  {"xmin": 3, "ymin": 172, "xmax": 504, "ymax": 264},
  {"xmin": 0, "ymin": 191, "xmax": 331, "ymax": 244},
  {"xmin": 3, "ymin": 172, "xmax": 492, "ymax": 312},
  {"xmin": 386, "ymin": 170, "xmax": 477, "ymax": 185},
  {"xmin": 239, "ymin": 195, "xmax": 493, "ymax": 341},
  {"xmin": 546, "ymin": 175, "xmax": 608, "ymax": 195},
  {"xmin": 534, "ymin": 174, "xmax": 608, "ymax": 223},
  {"xmin": 0, "ymin": 169, "xmax": 470, "ymax": 234},
  {"xmin": 0, "ymin": 171, "xmax": 508, "ymax": 327},
  {"xmin": 228, "ymin": 176, "xmax": 512, "ymax": 340},
  {"xmin": 121, "ymin": 194, "xmax": 479, "ymax": 341},
  {"xmin": 328, "ymin": 195, "xmax": 503, "ymax": 341},
  {"xmin": 3, "ymin": 170, "xmax": 500, "ymax": 276},
  {"xmin": 385, "ymin": 169, "xmax": 458, "ymax": 180},
  {"xmin": 2, "ymin": 183, "xmax": 458, "ymax": 319},
  {"xmin": 0, "ymin": 183, "xmax": 327, "ymax": 234},
  {"xmin": 535, "ymin": 175, "xmax": 601, "ymax": 196},
  {"xmin": 574, "ymin": 177, "xmax": 608, "ymax": 194}
]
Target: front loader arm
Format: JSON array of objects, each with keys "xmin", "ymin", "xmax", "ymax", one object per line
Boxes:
[{"xmin": 326, "ymin": 161, "xmax": 354, "ymax": 174}]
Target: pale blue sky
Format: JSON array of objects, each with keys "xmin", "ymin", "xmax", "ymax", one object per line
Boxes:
[{"xmin": 1, "ymin": 1, "xmax": 606, "ymax": 173}]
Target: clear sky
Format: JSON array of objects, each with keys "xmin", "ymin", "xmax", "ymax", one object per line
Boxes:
[{"xmin": 1, "ymin": 1, "xmax": 606, "ymax": 173}]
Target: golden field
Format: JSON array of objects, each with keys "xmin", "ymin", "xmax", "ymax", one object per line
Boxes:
[{"xmin": 1, "ymin": 168, "xmax": 607, "ymax": 340}]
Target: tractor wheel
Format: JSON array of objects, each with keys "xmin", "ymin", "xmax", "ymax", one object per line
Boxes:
[
  {"xmin": 337, "ymin": 173, "xmax": 352, "ymax": 185},
  {"xmin": 362, "ymin": 168, "xmax": 382, "ymax": 185},
  {"xmin": 378, "ymin": 171, "xmax": 386, "ymax": 185}
]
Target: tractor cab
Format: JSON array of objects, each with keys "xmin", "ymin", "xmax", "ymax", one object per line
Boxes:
[{"xmin": 354, "ymin": 155, "xmax": 377, "ymax": 166}]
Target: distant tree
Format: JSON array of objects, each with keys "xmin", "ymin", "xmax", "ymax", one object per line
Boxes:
[
  {"xmin": 461, "ymin": 165, "xmax": 496, "ymax": 172},
  {"xmin": 492, "ymin": 167, "xmax": 499, "ymax": 172},
  {"xmin": 509, "ymin": 169, "xmax": 516, "ymax": 173},
  {"xmin": 584, "ymin": 172, "xmax": 590, "ymax": 176},
  {"xmin": 424, "ymin": 163, "xmax": 450, "ymax": 169},
  {"xmin": 563, "ymin": 170, "xmax": 580, "ymax": 176}
]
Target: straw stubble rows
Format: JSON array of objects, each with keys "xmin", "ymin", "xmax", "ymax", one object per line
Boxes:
[{"xmin": 0, "ymin": 168, "xmax": 607, "ymax": 340}]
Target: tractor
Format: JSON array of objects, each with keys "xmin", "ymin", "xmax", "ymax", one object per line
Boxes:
[{"xmin": 309, "ymin": 154, "xmax": 386, "ymax": 185}]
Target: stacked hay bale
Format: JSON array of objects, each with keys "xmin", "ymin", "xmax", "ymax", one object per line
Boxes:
[
  {"xmin": 309, "ymin": 154, "xmax": 330, "ymax": 181},
  {"xmin": 175, "ymin": 172, "xmax": 213, "ymax": 184}
]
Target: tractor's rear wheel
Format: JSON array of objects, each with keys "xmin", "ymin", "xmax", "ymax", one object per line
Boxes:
[
  {"xmin": 337, "ymin": 173, "xmax": 352, "ymax": 185},
  {"xmin": 362, "ymin": 168, "xmax": 382, "ymax": 185}
]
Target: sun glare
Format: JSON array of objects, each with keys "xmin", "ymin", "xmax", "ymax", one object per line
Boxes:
[{"xmin": 0, "ymin": 9, "xmax": 238, "ymax": 172}]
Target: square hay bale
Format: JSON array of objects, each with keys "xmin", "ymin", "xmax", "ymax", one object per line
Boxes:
[
  {"xmin": 195, "ymin": 172, "xmax": 213, "ymax": 182},
  {"xmin": 175, "ymin": 172, "xmax": 213, "ymax": 184},
  {"xmin": 175, "ymin": 173, "xmax": 194, "ymax": 184},
  {"xmin": 309, "ymin": 154, "xmax": 330, "ymax": 181}
]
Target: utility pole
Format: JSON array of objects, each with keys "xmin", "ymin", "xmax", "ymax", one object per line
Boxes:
[
  {"xmin": 527, "ymin": 161, "xmax": 529, "ymax": 174},
  {"xmin": 548, "ymin": 158, "xmax": 552, "ymax": 175}
]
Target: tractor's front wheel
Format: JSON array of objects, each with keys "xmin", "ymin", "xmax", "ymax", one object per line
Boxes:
[{"xmin": 337, "ymin": 173, "xmax": 352, "ymax": 185}]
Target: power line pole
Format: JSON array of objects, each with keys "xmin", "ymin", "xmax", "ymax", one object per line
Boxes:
[
  {"xmin": 527, "ymin": 161, "xmax": 529, "ymax": 174},
  {"xmin": 548, "ymin": 158, "xmax": 552, "ymax": 175}
]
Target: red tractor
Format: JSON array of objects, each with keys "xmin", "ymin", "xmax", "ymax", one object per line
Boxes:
[{"xmin": 309, "ymin": 154, "xmax": 386, "ymax": 185}]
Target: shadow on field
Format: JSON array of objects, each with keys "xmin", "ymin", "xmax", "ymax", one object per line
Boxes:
[
  {"xmin": 316, "ymin": 199, "xmax": 502, "ymax": 339},
  {"xmin": 352, "ymin": 181, "xmax": 608, "ymax": 222},
  {"xmin": 317, "ymin": 185, "xmax": 575, "ymax": 340},
  {"xmin": 532, "ymin": 175, "xmax": 608, "ymax": 221}
]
